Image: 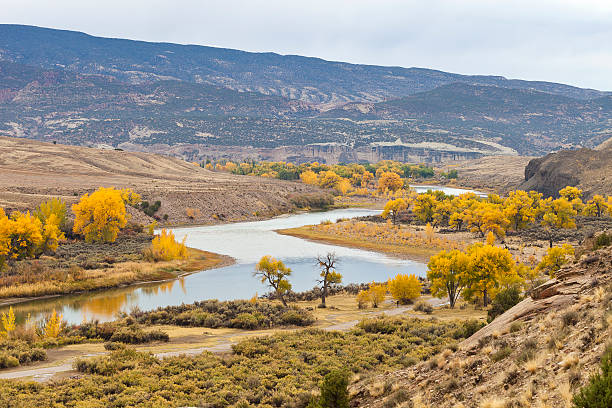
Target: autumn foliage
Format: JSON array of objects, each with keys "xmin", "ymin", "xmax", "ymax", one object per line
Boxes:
[
  {"xmin": 387, "ymin": 274, "xmax": 422, "ymax": 304},
  {"xmin": 72, "ymin": 187, "xmax": 132, "ymax": 243},
  {"xmin": 147, "ymin": 229, "xmax": 189, "ymax": 261}
]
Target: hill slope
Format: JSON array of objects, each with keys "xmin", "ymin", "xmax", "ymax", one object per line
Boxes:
[
  {"xmin": 0, "ymin": 136, "xmax": 319, "ymax": 224},
  {"xmin": 354, "ymin": 243, "xmax": 612, "ymax": 407},
  {"xmin": 1, "ymin": 24, "xmax": 611, "ymax": 161}
]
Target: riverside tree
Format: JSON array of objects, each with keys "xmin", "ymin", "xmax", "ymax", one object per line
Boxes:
[
  {"xmin": 72, "ymin": 187, "xmax": 130, "ymax": 243},
  {"xmin": 254, "ymin": 256, "xmax": 292, "ymax": 307},
  {"xmin": 388, "ymin": 273, "xmax": 421, "ymax": 304},
  {"xmin": 316, "ymin": 253, "xmax": 342, "ymax": 308},
  {"xmin": 381, "ymin": 198, "xmax": 408, "ymax": 224},
  {"xmin": 540, "ymin": 197, "xmax": 577, "ymax": 248},
  {"xmin": 463, "ymin": 243, "xmax": 518, "ymax": 307},
  {"xmin": 427, "ymin": 249, "xmax": 470, "ymax": 308}
]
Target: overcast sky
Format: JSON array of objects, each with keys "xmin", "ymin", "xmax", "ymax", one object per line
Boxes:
[{"xmin": 3, "ymin": 0, "xmax": 612, "ymax": 90}]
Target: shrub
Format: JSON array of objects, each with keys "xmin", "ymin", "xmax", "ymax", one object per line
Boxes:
[
  {"xmin": 562, "ymin": 311, "xmax": 580, "ymax": 327},
  {"xmin": 414, "ymin": 300, "xmax": 433, "ymax": 314},
  {"xmin": 487, "ymin": 287, "xmax": 522, "ymax": 323},
  {"xmin": 289, "ymin": 193, "xmax": 334, "ymax": 209},
  {"xmin": 594, "ymin": 232, "xmax": 612, "ymax": 249},
  {"xmin": 573, "ymin": 345, "xmax": 612, "ymax": 407},
  {"xmin": 131, "ymin": 300, "xmax": 315, "ymax": 330},
  {"xmin": 109, "ymin": 327, "xmax": 169, "ymax": 344},
  {"xmin": 318, "ymin": 370, "xmax": 349, "ymax": 408},
  {"xmin": 388, "ymin": 274, "xmax": 421, "ymax": 304},
  {"xmin": 491, "ymin": 346, "xmax": 513, "ymax": 362},
  {"xmin": 146, "ymin": 229, "xmax": 188, "ymax": 261}
]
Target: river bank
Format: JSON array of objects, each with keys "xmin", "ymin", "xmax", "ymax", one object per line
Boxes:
[{"xmin": 0, "ymin": 247, "xmax": 234, "ymax": 307}]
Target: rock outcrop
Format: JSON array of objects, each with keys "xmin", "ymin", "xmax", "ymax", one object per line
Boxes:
[{"xmin": 519, "ymin": 139, "xmax": 612, "ymax": 198}]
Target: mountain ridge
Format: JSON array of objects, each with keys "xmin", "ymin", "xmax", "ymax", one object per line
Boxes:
[{"xmin": 1, "ymin": 24, "xmax": 609, "ymax": 105}]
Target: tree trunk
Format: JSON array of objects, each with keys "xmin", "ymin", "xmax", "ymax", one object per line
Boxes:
[{"xmin": 483, "ymin": 289, "xmax": 489, "ymax": 307}]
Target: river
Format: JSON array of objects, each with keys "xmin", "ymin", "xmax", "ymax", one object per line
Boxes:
[{"xmin": 3, "ymin": 185, "xmax": 484, "ymax": 325}]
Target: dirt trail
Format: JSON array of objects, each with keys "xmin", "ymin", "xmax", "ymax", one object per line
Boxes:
[{"xmin": 0, "ymin": 298, "xmax": 447, "ymax": 382}]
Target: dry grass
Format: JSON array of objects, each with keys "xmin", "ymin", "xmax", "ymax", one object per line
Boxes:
[
  {"xmin": 0, "ymin": 248, "xmax": 231, "ymax": 300},
  {"xmin": 480, "ymin": 397, "xmax": 507, "ymax": 408},
  {"xmin": 277, "ymin": 223, "xmax": 464, "ymax": 263},
  {"xmin": 560, "ymin": 353, "xmax": 579, "ymax": 369},
  {"xmin": 367, "ymin": 381, "xmax": 386, "ymax": 397}
]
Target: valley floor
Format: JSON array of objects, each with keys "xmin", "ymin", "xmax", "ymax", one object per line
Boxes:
[{"xmin": 0, "ymin": 294, "xmax": 485, "ymax": 382}]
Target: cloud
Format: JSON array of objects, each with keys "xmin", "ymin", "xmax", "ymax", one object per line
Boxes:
[{"xmin": 2, "ymin": 0, "xmax": 611, "ymax": 90}]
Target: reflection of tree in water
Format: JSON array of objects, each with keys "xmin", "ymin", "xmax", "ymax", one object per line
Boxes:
[
  {"xmin": 0, "ymin": 278, "xmax": 185, "ymax": 326},
  {"xmin": 80, "ymin": 293, "xmax": 130, "ymax": 320},
  {"xmin": 140, "ymin": 280, "xmax": 175, "ymax": 296}
]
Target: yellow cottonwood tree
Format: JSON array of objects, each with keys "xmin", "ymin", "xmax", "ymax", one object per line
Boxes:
[
  {"xmin": 300, "ymin": 170, "xmax": 318, "ymax": 185},
  {"xmin": 72, "ymin": 187, "xmax": 128, "ymax": 243},
  {"xmin": 388, "ymin": 274, "xmax": 421, "ymax": 304},
  {"xmin": 503, "ymin": 190, "xmax": 535, "ymax": 230},
  {"xmin": 540, "ymin": 197, "xmax": 577, "ymax": 248},
  {"xmin": 3, "ymin": 211, "xmax": 43, "ymax": 261},
  {"xmin": 318, "ymin": 171, "xmax": 342, "ymax": 189},
  {"xmin": 427, "ymin": 249, "xmax": 470, "ymax": 308},
  {"xmin": 413, "ymin": 193, "xmax": 437, "ymax": 223},
  {"xmin": 536, "ymin": 244, "xmax": 574, "ymax": 277},
  {"xmin": 463, "ymin": 243, "xmax": 517, "ymax": 306},
  {"xmin": 368, "ymin": 282, "xmax": 387, "ymax": 308},
  {"xmin": 583, "ymin": 195, "xmax": 608, "ymax": 218},
  {"xmin": 254, "ymin": 256, "xmax": 292, "ymax": 307},
  {"xmin": 381, "ymin": 198, "xmax": 408, "ymax": 224},
  {"xmin": 377, "ymin": 172, "xmax": 403, "ymax": 192}
]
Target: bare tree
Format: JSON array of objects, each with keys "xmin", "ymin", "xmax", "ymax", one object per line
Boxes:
[{"xmin": 316, "ymin": 253, "xmax": 342, "ymax": 308}]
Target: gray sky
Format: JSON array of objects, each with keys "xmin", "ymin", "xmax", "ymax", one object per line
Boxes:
[{"xmin": 3, "ymin": 0, "xmax": 612, "ymax": 90}]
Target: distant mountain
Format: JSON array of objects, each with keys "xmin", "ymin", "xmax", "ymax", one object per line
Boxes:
[
  {"xmin": 322, "ymin": 83, "xmax": 612, "ymax": 153},
  {"xmin": 1, "ymin": 24, "xmax": 611, "ymax": 162},
  {"xmin": 0, "ymin": 24, "xmax": 608, "ymax": 105}
]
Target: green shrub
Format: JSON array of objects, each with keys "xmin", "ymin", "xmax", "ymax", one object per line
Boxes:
[
  {"xmin": 318, "ymin": 370, "xmax": 349, "ymax": 408},
  {"xmin": 414, "ymin": 300, "xmax": 433, "ymax": 314},
  {"xmin": 562, "ymin": 311, "xmax": 580, "ymax": 327},
  {"xmin": 594, "ymin": 232, "xmax": 612, "ymax": 249},
  {"xmin": 487, "ymin": 287, "xmax": 522, "ymax": 323},
  {"xmin": 109, "ymin": 327, "xmax": 169, "ymax": 344},
  {"xmin": 573, "ymin": 345, "xmax": 612, "ymax": 408},
  {"xmin": 131, "ymin": 300, "xmax": 315, "ymax": 330}
]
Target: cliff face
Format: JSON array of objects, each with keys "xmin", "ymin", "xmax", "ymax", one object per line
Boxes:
[{"xmin": 519, "ymin": 142, "xmax": 612, "ymax": 198}]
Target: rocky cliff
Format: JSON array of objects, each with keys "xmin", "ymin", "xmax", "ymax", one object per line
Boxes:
[{"xmin": 519, "ymin": 140, "xmax": 612, "ymax": 198}]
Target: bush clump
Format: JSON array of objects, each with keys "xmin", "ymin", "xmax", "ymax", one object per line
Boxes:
[
  {"xmin": 0, "ymin": 315, "xmax": 479, "ymax": 407},
  {"xmin": 131, "ymin": 299, "xmax": 315, "ymax": 330},
  {"xmin": 289, "ymin": 193, "xmax": 334, "ymax": 209},
  {"xmin": 573, "ymin": 345, "xmax": 612, "ymax": 407},
  {"xmin": 0, "ymin": 339, "xmax": 47, "ymax": 368},
  {"xmin": 487, "ymin": 287, "xmax": 522, "ymax": 323}
]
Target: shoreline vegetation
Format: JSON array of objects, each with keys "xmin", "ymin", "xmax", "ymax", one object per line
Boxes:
[
  {"xmin": 0, "ymin": 247, "xmax": 234, "ymax": 306},
  {"xmin": 277, "ymin": 222, "xmax": 463, "ymax": 263}
]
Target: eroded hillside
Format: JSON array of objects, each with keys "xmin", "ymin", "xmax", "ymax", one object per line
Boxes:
[
  {"xmin": 0, "ymin": 137, "xmax": 321, "ymax": 225},
  {"xmin": 353, "ymin": 244, "xmax": 612, "ymax": 408}
]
